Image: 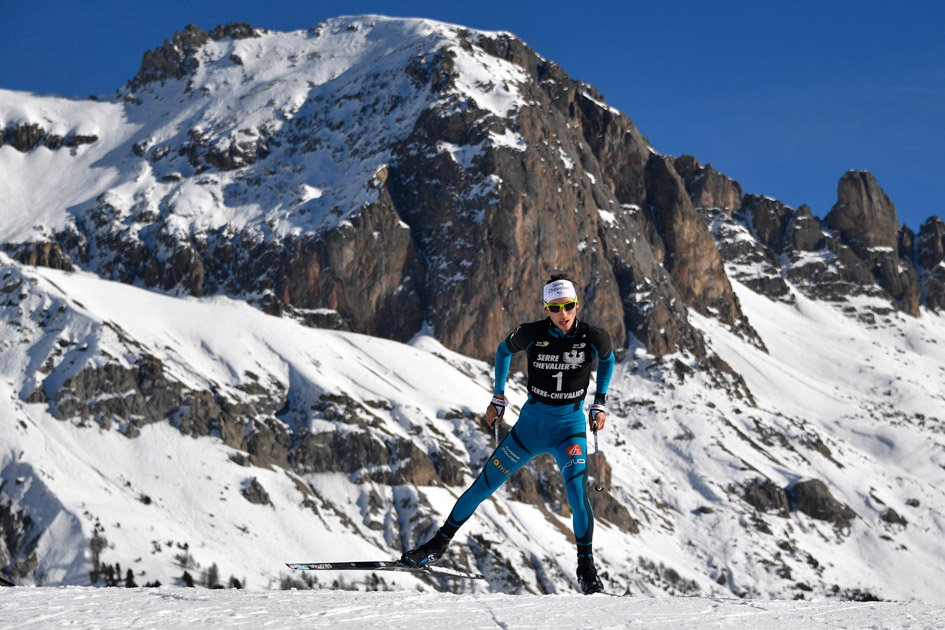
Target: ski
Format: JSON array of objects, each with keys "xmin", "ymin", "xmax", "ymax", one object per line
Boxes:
[{"xmin": 286, "ymin": 560, "xmax": 485, "ymax": 580}]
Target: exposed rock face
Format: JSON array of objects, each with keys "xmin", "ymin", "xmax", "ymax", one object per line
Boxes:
[
  {"xmin": 0, "ymin": 123, "xmax": 98, "ymax": 153},
  {"xmin": 130, "ymin": 24, "xmax": 212, "ymax": 87},
  {"xmin": 645, "ymin": 155, "xmax": 739, "ymax": 322},
  {"xmin": 788, "ymin": 479, "xmax": 857, "ymax": 529},
  {"xmin": 917, "ymin": 217, "xmax": 945, "ymax": 270},
  {"xmin": 643, "ymin": 155, "xmax": 760, "ymax": 346},
  {"xmin": 385, "ymin": 59, "xmax": 647, "ymax": 359},
  {"xmin": 42, "ymin": 352, "xmax": 293, "ymax": 469},
  {"xmin": 744, "ymin": 477, "xmax": 791, "ymax": 518},
  {"xmin": 740, "ymin": 195, "xmax": 795, "ymax": 254},
  {"xmin": 4, "ymin": 241, "xmax": 74, "ymax": 271},
  {"xmin": 266, "ymin": 194, "xmax": 426, "ymax": 342},
  {"xmin": 917, "ymin": 217, "xmax": 945, "ymax": 309},
  {"xmin": 825, "ymin": 171, "xmax": 901, "ymax": 253},
  {"xmin": 0, "ymin": 491, "xmax": 31, "ymax": 578},
  {"xmin": 824, "ymin": 171, "xmax": 920, "ymax": 315},
  {"xmin": 721, "ymin": 171, "xmax": 940, "ymax": 322},
  {"xmin": 241, "ymin": 478, "xmax": 272, "ymax": 506},
  {"xmin": 0, "ymin": 123, "xmax": 46, "ymax": 152},
  {"xmin": 674, "ymin": 156, "xmax": 743, "ymax": 215},
  {"xmin": 880, "ymin": 508, "xmax": 908, "ymax": 527},
  {"xmin": 784, "ymin": 205, "xmax": 826, "ymax": 254}
]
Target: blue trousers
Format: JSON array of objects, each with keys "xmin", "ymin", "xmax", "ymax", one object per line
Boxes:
[{"xmin": 444, "ymin": 401, "xmax": 594, "ymax": 550}]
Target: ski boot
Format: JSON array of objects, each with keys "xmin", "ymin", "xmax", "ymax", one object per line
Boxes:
[
  {"xmin": 400, "ymin": 529, "xmax": 451, "ymax": 568},
  {"xmin": 576, "ymin": 553, "xmax": 604, "ymax": 594}
]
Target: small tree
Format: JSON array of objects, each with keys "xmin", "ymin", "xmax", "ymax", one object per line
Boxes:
[
  {"xmin": 181, "ymin": 571, "xmax": 195, "ymax": 587},
  {"xmin": 102, "ymin": 564, "xmax": 116, "ymax": 587},
  {"xmin": 125, "ymin": 569, "xmax": 137, "ymax": 588},
  {"xmin": 203, "ymin": 562, "xmax": 221, "ymax": 589},
  {"xmin": 88, "ymin": 530, "xmax": 108, "ymax": 584}
]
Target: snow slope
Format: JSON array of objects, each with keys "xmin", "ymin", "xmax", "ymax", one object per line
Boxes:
[{"xmin": 3, "ymin": 587, "xmax": 945, "ymax": 630}]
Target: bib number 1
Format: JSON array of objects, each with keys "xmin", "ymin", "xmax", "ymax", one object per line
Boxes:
[{"xmin": 552, "ymin": 371, "xmax": 563, "ymax": 391}]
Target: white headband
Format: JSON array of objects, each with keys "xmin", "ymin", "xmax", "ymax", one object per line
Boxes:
[{"xmin": 543, "ymin": 279, "xmax": 577, "ymax": 302}]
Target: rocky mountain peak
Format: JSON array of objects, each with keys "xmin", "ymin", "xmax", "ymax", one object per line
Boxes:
[
  {"xmin": 824, "ymin": 170, "xmax": 901, "ymax": 257},
  {"xmin": 130, "ymin": 24, "xmax": 210, "ymax": 87},
  {"xmin": 673, "ymin": 155, "xmax": 743, "ymax": 215},
  {"xmin": 917, "ymin": 216, "xmax": 945, "ymax": 270},
  {"xmin": 130, "ymin": 22, "xmax": 261, "ymax": 89}
]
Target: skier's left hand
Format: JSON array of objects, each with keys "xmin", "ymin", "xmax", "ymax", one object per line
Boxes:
[
  {"xmin": 589, "ymin": 403, "xmax": 606, "ymax": 432},
  {"xmin": 485, "ymin": 395, "xmax": 507, "ymax": 428}
]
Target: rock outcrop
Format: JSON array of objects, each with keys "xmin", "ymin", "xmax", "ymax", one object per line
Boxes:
[
  {"xmin": 824, "ymin": 171, "xmax": 920, "ymax": 315},
  {"xmin": 674, "ymin": 156, "xmax": 743, "ymax": 214},
  {"xmin": 788, "ymin": 479, "xmax": 857, "ymax": 530},
  {"xmin": 716, "ymin": 170, "xmax": 941, "ymax": 322},
  {"xmin": 917, "ymin": 217, "xmax": 945, "ymax": 309},
  {"xmin": 0, "ymin": 123, "xmax": 98, "ymax": 153}
]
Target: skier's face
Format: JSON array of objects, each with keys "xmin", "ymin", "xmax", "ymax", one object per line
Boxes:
[{"xmin": 545, "ymin": 297, "xmax": 579, "ymax": 333}]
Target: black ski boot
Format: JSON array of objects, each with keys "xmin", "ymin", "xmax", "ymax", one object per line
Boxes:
[
  {"xmin": 576, "ymin": 553, "xmax": 604, "ymax": 594},
  {"xmin": 400, "ymin": 529, "xmax": 451, "ymax": 568}
]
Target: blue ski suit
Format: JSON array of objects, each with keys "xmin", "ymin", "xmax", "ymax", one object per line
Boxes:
[{"xmin": 441, "ymin": 318, "xmax": 615, "ymax": 553}]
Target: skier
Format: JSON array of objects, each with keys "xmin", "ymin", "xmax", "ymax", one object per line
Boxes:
[{"xmin": 401, "ymin": 275, "xmax": 615, "ymax": 594}]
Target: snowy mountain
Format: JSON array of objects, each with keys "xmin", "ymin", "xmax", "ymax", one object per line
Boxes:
[{"xmin": 3, "ymin": 15, "xmax": 945, "ymax": 603}]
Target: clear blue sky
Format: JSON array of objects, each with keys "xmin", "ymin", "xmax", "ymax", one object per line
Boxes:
[{"xmin": 2, "ymin": 1, "xmax": 942, "ymax": 230}]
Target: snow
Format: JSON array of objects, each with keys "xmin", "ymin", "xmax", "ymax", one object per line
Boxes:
[
  {"xmin": 597, "ymin": 209, "xmax": 618, "ymax": 226},
  {"xmin": 581, "ymin": 90, "xmax": 622, "ymax": 117},
  {"xmin": 2, "ymin": 587, "xmax": 945, "ymax": 629}
]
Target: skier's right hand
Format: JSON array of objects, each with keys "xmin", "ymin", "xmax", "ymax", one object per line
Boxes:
[{"xmin": 485, "ymin": 395, "xmax": 507, "ymax": 427}]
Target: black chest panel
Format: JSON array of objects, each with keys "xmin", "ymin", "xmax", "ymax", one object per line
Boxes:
[{"xmin": 505, "ymin": 320, "xmax": 602, "ymax": 406}]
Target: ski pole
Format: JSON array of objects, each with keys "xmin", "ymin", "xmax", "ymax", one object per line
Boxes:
[
  {"xmin": 489, "ymin": 396, "xmax": 506, "ymax": 448},
  {"xmin": 592, "ymin": 419, "xmax": 603, "ymax": 492}
]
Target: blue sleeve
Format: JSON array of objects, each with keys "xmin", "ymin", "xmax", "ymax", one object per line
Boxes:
[
  {"xmin": 594, "ymin": 352, "xmax": 615, "ymax": 402},
  {"xmin": 589, "ymin": 325, "xmax": 614, "ymax": 403},
  {"xmin": 493, "ymin": 340, "xmax": 514, "ymax": 395}
]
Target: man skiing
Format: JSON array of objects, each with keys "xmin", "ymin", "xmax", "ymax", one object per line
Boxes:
[{"xmin": 401, "ymin": 275, "xmax": 615, "ymax": 594}]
